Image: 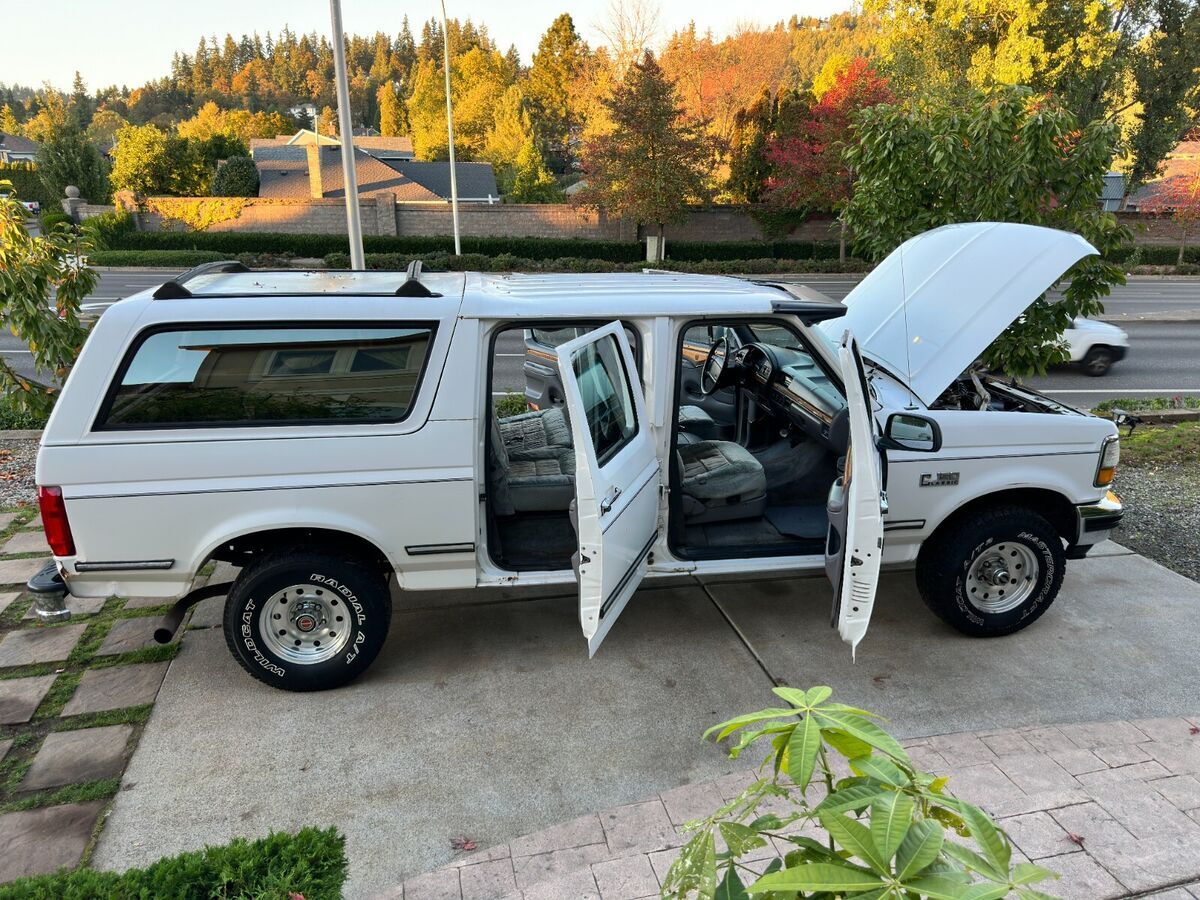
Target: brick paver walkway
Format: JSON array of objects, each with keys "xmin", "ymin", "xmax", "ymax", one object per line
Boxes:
[
  {"xmin": 383, "ymin": 717, "xmax": 1200, "ymax": 900},
  {"xmin": 0, "ymin": 501, "xmax": 197, "ymax": 884}
]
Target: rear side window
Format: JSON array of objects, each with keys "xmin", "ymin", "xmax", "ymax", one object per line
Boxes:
[{"xmin": 97, "ymin": 325, "xmax": 435, "ymax": 429}]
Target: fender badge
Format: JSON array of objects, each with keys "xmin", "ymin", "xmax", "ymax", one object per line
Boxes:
[{"xmin": 920, "ymin": 472, "xmax": 960, "ymax": 487}]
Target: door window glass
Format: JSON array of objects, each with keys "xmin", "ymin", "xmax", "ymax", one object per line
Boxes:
[{"xmin": 570, "ymin": 334, "xmax": 639, "ymax": 466}]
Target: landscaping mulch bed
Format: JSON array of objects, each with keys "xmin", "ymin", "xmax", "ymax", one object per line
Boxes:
[
  {"xmin": 1111, "ymin": 463, "xmax": 1200, "ymax": 583},
  {"xmin": 0, "ymin": 441, "xmax": 38, "ymax": 510}
]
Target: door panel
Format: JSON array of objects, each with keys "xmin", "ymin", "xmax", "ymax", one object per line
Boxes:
[
  {"xmin": 556, "ymin": 323, "xmax": 660, "ymax": 655},
  {"xmin": 679, "ymin": 326, "xmax": 736, "ymax": 427},
  {"xmin": 824, "ymin": 332, "xmax": 885, "ymax": 655}
]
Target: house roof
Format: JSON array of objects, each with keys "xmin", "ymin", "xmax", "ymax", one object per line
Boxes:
[
  {"xmin": 253, "ymin": 145, "xmax": 497, "ymax": 202},
  {"xmin": 0, "ymin": 132, "xmax": 38, "ymax": 155},
  {"xmin": 1101, "ymin": 172, "xmax": 1126, "ymax": 203},
  {"xmin": 250, "ymin": 131, "xmax": 413, "ymax": 156}
]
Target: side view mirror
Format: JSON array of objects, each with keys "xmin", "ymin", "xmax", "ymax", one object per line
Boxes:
[{"xmin": 880, "ymin": 412, "xmax": 942, "ymax": 453}]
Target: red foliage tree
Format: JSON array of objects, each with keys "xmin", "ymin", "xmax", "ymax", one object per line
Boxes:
[{"xmin": 764, "ymin": 58, "xmax": 892, "ymax": 261}]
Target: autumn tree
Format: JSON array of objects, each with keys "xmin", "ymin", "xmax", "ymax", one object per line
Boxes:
[
  {"xmin": 575, "ymin": 52, "xmax": 711, "ymax": 260},
  {"xmin": 525, "ymin": 14, "xmax": 586, "ymax": 170},
  {"xmin": 844, "ymin": 86, "xmax": 1128, "ymax": 376},
  {"xmin": 176, "ymin": 102, "xmax": 291, "ymax": 144},
  {"xmin": 1140, "ymin": 153, "xmax": 1200, "ymax": 266},
  {"xmin": 377, "ymin": 83, "xmax": 405, "ymax": 136},
  {"xmin": 85, "ymin": 109, "xmax": 127, "ymax": 151},
  {"xmin": 765, "ymin": 58, "xmax": 892, "ymax": 260},
  {"xmin": 0, "ymin": 104, "xmax": 20, "ymax": 136},
  {"xmin": 408, "ymin": 46, "xmax": 512, "ymax": 159},
  {"xmin": 484, "ymin": 85, "xmax": 536, "ymax": 193},
  {"xmin": 509, "ymin": 138, "xmax": 563, "ymax": 203}
]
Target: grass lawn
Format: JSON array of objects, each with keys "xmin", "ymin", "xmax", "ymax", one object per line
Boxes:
[{"xmin": 1120, "ymin": 421, "xmax": 1200, "ymax": 471}]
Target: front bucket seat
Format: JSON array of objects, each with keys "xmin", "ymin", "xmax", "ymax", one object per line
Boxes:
[{"xmin": 677, "ymin": 441, "xmax": 766, "ymax": 524}]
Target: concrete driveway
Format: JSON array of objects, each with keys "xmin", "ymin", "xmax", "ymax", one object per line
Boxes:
[{"xmin": 92, "ymin": 544, "xmax": 1200, "ymax": 897}]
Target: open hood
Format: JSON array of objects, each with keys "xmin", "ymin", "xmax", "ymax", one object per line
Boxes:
[{"xmin": 818, "ymin": 222, "xmax": 1097, "ymax": 405}]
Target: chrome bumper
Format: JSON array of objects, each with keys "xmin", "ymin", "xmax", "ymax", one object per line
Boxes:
[{"xmin": 1075, "ymin": 490, "xmax": 1123, "ymax": 547}]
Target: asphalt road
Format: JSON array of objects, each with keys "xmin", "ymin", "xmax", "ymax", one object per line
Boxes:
[{"xmin": 7, "ymin": 269, "xmax": 1199, "ymax": 405}]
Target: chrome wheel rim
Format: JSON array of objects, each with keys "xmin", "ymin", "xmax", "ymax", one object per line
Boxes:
[
  {"xmin": 258, "ymin": 583, "xmax": 351, "ymax": 665},
  {"xmin": 965, "ymin": 543, "xmax": 1039, "ymax": 614}
]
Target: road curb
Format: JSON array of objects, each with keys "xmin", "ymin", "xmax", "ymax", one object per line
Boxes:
[{"xmin": 0, "ymin": 430, "xmax": 43, "ymax": 441}]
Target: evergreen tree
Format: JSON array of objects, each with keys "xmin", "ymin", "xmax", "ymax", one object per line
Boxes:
[
  {"xmin": 377, "ymin": 83, "xmax": 404, "ymax": 136},
  {"xmin": 526, "ymin": 14, "xmax": 585, "ymax": 172},
  {"xmin": 509, "ymin": 137, "xmax": 563, "ymax": 202},
  {"xmin": 37, "ymin": 126, "xmax": 109, "ymax": 201},
  {"xmin": 575, "ymin": 52, "xmax": 712, "ymax": 260}
]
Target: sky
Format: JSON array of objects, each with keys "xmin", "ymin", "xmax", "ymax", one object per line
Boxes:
[{"xmin": 3, "ymin": 0, "xmax": 850, "ymax": 91}]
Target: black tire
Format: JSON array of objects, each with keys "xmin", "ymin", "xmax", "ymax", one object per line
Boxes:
[
  {"xmin": 915, "ymin": 506, "xmax": 1065, "ymax": 637},
  {"xmin": 222, "ymin": 550, "xmax": 391, "ymax": 692},
  {"xmin": 1082, "ymin": 346, "xmax": 1113, "ymax": 376}
]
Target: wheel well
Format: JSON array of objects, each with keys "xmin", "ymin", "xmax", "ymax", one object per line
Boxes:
[
  {"xmin": 927, "ymin": 489, "xmax": 1077, "ymax": 548},
  {"xmin": 206, "ymin": 528, "xmax": 392, "ymax": 574}
]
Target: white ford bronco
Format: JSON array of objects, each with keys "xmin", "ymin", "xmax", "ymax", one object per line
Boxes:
[{"xmin": 31, "ymin": 222, "xmax": 1123, "ymax": 691}]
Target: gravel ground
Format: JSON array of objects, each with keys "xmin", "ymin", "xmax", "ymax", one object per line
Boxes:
[
  {"xmin": 1110, "ymin": 463, "xmax": 1200, "ymax": 583},
  {"xmin": 0, "ymin": 439, "xmax": 39, "ymax": 508}
]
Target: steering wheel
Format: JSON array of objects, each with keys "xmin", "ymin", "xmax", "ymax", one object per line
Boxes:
[{"xmin": 700, "ymin": 337, "xmax": 728, "ymax": 395}]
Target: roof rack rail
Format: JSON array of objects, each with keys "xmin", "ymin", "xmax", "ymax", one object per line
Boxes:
[
  {"xmin": 395, "ymin": 260, "xmax": 441, "ymax": 297},
  {"xmin": 152, "ymin": 260, "xmax": 250, "ymax": 299}
]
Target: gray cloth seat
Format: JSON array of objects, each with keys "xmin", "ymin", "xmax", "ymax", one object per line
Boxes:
[
  {"xmin": 678, "ymin": 404, "xmax": 718, "ymax": 440},
  {"xmin": 677, "ymin": 440, "xmax": 766, "ymax": 524},
  {"xmin": 499, "ymin": 407, "xmax": 572, "ymax": 454},
  {"xmin": 490, "ymin": 415, "xmax": 576, "ymax": 515}
]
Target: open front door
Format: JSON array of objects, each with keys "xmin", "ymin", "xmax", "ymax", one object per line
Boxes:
[
  {"xmin": 557, "ymin": 323, "xmax": 661, "ymax": 656},
  {"xmin": 824, "ymin": 332, "xmax": 886, "ymax": 656}
]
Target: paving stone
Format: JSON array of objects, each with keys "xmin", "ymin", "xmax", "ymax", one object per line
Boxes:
[
  {"xmin": 986, "ymin": 789, "xmax": 1092, "ymax": 818},
  {"xmin": 929, "ymin": 731, "xmax": 999, "ymax": 763},
  {"xmin": 1130, "ymin": 718, "xmax": 1198, "ymax": 743},
  {"xmin": 1042, "ymin": 850, "xmax": 1128, "ymax": 900},
  {"xmin": 1094, "ymin": 743, "xmax": 1154, "ymax": 767},
  {"xmin": 1049, "ymin": 748, "xmax": 1109, "ymax": 776},
  {"xmin": 980, "ymin": 730, "xmax": 1039, "ymax": 757},
  {"xmin": 514, "ymin": 845, "xmax": 613, "ymax": 891},
  {"xmin": 1090, "ymin": 783, "xmax": 1200, "ymax": 841},
  {"xmin": 0, "ymin": 513, "xmax": 17, "ymax": 530},
  {"xmin": 1151, "ymin": 775, "xmax": 1200, "ymax": 811},
  {"xmin": 186, "ymin": 595, "xmax": 223, "ymax": 629},
  {"xmin": 1077, "ymin": 761, "xmax": 1172, "ymax": 788},
  {"xmin": 458, "ymin": 857, "xmax": 516, "ymax": 900},
  {"xmin": 0, "ymin": 739, "xmax": 10, "ymax": 762},
  {"xmin": 1001, "ymin": 811, "xmax": 1080, "ymax": 859},
  {"xmin": 591, "ymin": 854, "xmax": 659, "ymax": 900},
  {"xmin": 1085, "ymin": 832, "xmax": 1200, "ymax": 893},
  {"xmin": 22, "ymin": 724, "xmax": 133, "ymax": 790},
  {"xmin": 1142, "ymin": 888, "xmax": 1196, "ymax": 899},
  {"xmin": 449, "ymin": 844, "xmax": 513, "ymax": 868},
  {"xmin": 519, "ymin": 867, "xmax": 600, "ymax": 900},
  {"xmin": 995, "ymin": 752, "xmax": 1080, "ymax": 794},
  {"xmin": 1019, "ymin": 725, "xmax": 1082, "ymax": 754},
  {"xmin": 0, "ymin": 623, "xmax": 86, "ymax": 667},
  {"xmin": 26, "ymin": 514, "xmax": 41, "ymax": 528},
  {"xmin": 0, "ymin": 556, "xmax": 48, "ymax": 585},
  {"xmin": 0, "ymin": 591, "xmax": 19, "ymax": 616},
  {"xmin": 905, "ymin": 744, "xmax": 951, "ymax": 772},
  {"xmin": 1058, "ymin": 720, "xmax": 1150, "ymax": 749},
  {"xmin": 601, "ymin": 800, "xmax": 680, "ymax": 854},
  {"xmin": 0, "ymin": 800, "xmax": 106, "ymax": 881},
  {"xmin": 23, "ymin": 594, "xmax": 105, "ymax": 620},
  {"xmin": 647, "ymin": 847, "xmax": 682, "ymax": 884},
  {"xmin": 1146, "ymin": 740, "xmax": 1200, "ymax": 776},
  {"xmin": 713, "ymin": 769, "xmax": 758, "ymax": 801},
  {"xmin": 97, "ymin": 616, "xmax": 171, "ymax": 656},
  {"xmin": 660, "ymin": 780, "xmax": 727, "ymax": 826},
  {"xmin": 1050, "ymin": 801, "xmax": 1135, "ymax": 847},
  {"xmin": 0, "ymin": 673, "xmax": 57, "ymax": 723},
  {"xmin": 1, "ymin": 530, "xmax": 50, "ymax": 555},
  {"xmin": 404, "ymin": 866, "xmax": 461, "ymax": 900},
  {"xmin": 510, "ymin": 814, "xmax": 604, "ymax": 858},
  {"xmin": 944, "ymin": 762, "xmax": 1026, "ymax": 811},
  {"xmin": 60, "ymin": 661, "xmax": 169, "ymax": 717}
]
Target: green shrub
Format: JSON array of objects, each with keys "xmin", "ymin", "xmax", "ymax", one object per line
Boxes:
[
  {"xmin": 0, "ymin": 825, "xmax": 347, "ymax": 900},
  {"xmin": 664, "ymin": 686, "xmax": 1058, "ymax": 899},
  {"xmin": 80, "ymin": 209, "xmax": 135, "ymax": 250},
  {"xmin": 1093, "ymin": 395, "xmax": 1200, "ymax": 413},
  {"xmin": 211, "ymin": 155, "xmax": 260, "ymax": 197},
  {"xmin": 0, "ymin": 393, "xmax": 51, "ymax": 429},
  {"xmin": 666, "ymin": 239, "xmax": 842, "ymax": 261},
  {"xmin": 494, "ymin": 392, "xmax": 528, "ymax": 417},
  {"xmin": 38, "ymin": 212, "xmax": 72, "ymax": 232},
  {"xmin": 1109, "ymin": 244, "xmax": 1200, "ymax": 265},
  {"xmin": 88, "ymin": 250, "xmax": 229, "ymax": 267},
  {"xmin": 0, "ymin": 163, "xmax": 59, "ymax": 213}
]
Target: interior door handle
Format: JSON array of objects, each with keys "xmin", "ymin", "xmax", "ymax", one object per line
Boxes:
[{"xmin": 600, "ymin": 486, "xmax": 622, "ymax": 515}]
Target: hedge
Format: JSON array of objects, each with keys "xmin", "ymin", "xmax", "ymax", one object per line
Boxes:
[
  {"xmin": 0, "ymin": 164, "xmax": 59, "ymax": 213},
  {"xmin": 324, "ymin": 250, "xmax": 871, "ymax": 274},
  {"xmin": 667, "ymin": 239, "xmax": 844, "ymax": 261},
  {"xmin": 1109, "ymin": 244, "xmax": 1200, "ymax": 265},
  {"xmin": 88, "ymin": 250, "xmax": 229, "ymax": 267},
  {"xmin": 0, "ymin": 826, "xmax": 346, "ymax": 899}
]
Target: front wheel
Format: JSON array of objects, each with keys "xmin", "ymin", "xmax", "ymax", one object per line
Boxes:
[
  {"xmin": 1082, "ymin": 346, "xmax": 1113, "ymax": 376},
  {"xmin": 223, "ymin": 551, "xmax": 392, "ymax": 691},
  {"xmin": 916, "ymin": 506, "xmax": 1065, "ymax": 637}
]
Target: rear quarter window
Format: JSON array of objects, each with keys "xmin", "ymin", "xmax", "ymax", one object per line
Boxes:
[{"xmin": 96, "ymin": 324, "xmax": 436, "ymax": 429}]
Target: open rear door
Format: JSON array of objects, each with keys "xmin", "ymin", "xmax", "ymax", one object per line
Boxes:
[
  {"xmin": 557, "ymin": 323, "xmax": 661, "ymax": 656},
  {"xmin": 824, "ymin": 332, "xmax": 886, "ymax": 656}
]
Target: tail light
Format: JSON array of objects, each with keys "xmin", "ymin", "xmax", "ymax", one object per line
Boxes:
[{"xmin": 38, "ymin": 486, "xmax": 76, "ymax": 557}]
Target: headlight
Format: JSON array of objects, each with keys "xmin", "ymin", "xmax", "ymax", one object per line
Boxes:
[{"xmin": 1095, "ymin": 435, "xmax": 1120, "ymax": 487}]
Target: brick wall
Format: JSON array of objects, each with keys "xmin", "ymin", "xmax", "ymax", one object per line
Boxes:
[{"xmin": 1116, "ymin": 211, "xmax": 1189, "ymax": 246}]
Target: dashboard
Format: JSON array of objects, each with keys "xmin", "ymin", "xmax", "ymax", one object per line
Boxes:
[{"xmin": 735, "ymin": 343, "xmax": 847, "ymax": 445}]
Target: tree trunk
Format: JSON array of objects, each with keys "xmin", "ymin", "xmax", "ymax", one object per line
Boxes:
[
  {"xmin": 839, "ymin": 217, "xmax": 847, "ymax": 265},
  {"xmin": 1180, "ymin": 226, "xmax": 1188, "ymax": 268},
  {"xmin": 657, "ymin": 222, "xmax": 665, "ymax": 262}
]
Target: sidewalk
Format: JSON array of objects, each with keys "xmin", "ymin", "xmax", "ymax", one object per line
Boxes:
[{"xmin": 386, "ymin": 716, "xmax": 1200, "ymax": 900}]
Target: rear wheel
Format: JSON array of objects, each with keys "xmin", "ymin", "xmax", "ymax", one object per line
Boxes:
[
  {"xmin": 1082, "ymin": 346, "xmax": 1113, "ymax": 376},
  {"xmin": 222, "ymin": 550, "xmax": 391, "ymax": 692},
  {"xmin": 916, "ymin": 506, "xmax": 1065, "ymax": 637}
]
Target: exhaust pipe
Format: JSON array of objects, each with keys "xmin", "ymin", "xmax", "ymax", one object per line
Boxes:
[{"xmin": 154, "ymin": 581, "xmax": 235, "ymax": 644}]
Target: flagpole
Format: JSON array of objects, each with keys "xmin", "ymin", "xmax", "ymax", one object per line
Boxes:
[
  {"xmin": 440, "ymin": 0, "xmax": 462, "ymax": 256},
  {"xmin": 329, "ymin": 0, "xmax": 365, "ymax": 269}
]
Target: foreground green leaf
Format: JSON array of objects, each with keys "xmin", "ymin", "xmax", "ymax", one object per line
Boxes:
[{"xmin": 747, "ymin": 862, "xmax": 887, "ymax": 894}]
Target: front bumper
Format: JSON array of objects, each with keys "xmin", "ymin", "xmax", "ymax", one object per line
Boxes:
[{"xmin": 1069, "ymin": 490, "xmax": 1123, "ymax": 557}]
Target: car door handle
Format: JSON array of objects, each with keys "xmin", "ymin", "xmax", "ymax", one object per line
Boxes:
[{"xmin": 600, "ymin": 486, "xmax": 622, "ymax": 515}]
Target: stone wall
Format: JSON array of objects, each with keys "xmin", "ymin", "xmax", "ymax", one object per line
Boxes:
[{"xmin": 1115, "ymin": 211, "xmax": 1189, "ymax": 246}]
